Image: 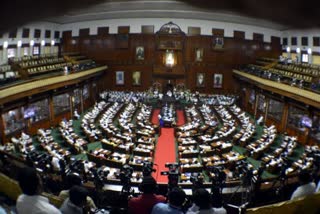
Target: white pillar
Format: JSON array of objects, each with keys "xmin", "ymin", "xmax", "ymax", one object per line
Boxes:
[
  {"xmin": 17, "ymin": 47, "xmax": 21, "ymax": 58},
  {"xmin": 296, "ymin": 48, "xmax": 301, "ymax": 63},
  {"xmin": 2, "ymin": 41, "xmax": 8, "ymax": 63},
  {"xmin": 29, "ymin": 40, "xmax": 34, "ymax": 56},
  {"xmin": 41, "ymin": 40, "xmax": 45, "ymax": 55},
  {"xmin": 286, "ymin": 47, "xmax": 291, "ymax": 59},
  {"xmin": 29, "ymin": 47, "xmax": 33, "ymax": 56},
  {"xmin": 308, "ymin": 48, "xmax": 312, "ymax": 64},
  {"xmin": 2, "ymin": 49, "xmax": 8, "ymax": 64},
  {"xmin": 17, "ymin": 40, "xmax": 22, "ymax": 58},
  {"xmin": 50, "ymin": 40, "xmax": 55, "ymax": 55},
  {"xmin": 40, "ymin": 46, "xmax": 45, "ymax": 55}
]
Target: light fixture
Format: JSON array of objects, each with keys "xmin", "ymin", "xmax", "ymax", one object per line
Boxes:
[
  {"xmin": 165, "ymin": 50, "xmax": 175, "ymax": 67},
  {"xmin": 71, "ymin": 39, "xmax": 76, "ymax": 45},
  {"xmin": 41, "ymin": 40, "xmax": 45, "ymax": 46},
  {"xmin": 296, "ymin": 47, "xmax": 301, "ymax": 53},
  {"xmin": 17, "ymin": 40, "xmax": 22, "ymax": 47},
  {"xmin": 286, "ymin": 46, "xmax": 291, "ymax": 53},
  {"xmin": 3, "ymin": 41, "xmax": 8, "ymax": 49},
  {"xmin": 51, "ymin": 40, "xmax": 55, "ymax": 46},
  {"xmin": 30, "ymin": 40, "xmax": 35, "ymax": 46},
  {"xmin": 307, "ymin": 48, "xmax": 312, "ymax": 54}
]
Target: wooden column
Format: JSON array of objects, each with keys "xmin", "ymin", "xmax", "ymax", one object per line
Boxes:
[
  {"xmin": 245, "ymin": 89, "xmax": 250, "ymax": 110},
  {"xmin": 0, "ymin": 108, "xmax": 5, "ymax": 144},
  {"xmin": 80, "ymin": 88, "xmax": 84, "ymax": 114},
  {"xmin": 49, "ymin": 94, "xmax": 55, "ymax": 126},
  {"xmin": 305, "ymin": 110, "xmax": 313, "ymax": 145},
  {"xmin": 92, "ymin": 82, "xmax": 97, "ymax": 104},
  {"xmin": 281, "ymin": 102, "xmax": 289, "ymax": 133},
  {"xmin": 69, "ymin": 92, "xmax": 74, "ymax": 118},
  {"xmin": 264, "ymin": 97, "xmax": 269, "ymax": 123},
  {"xmin": 254, "ymin": 93, "xmax": 259, "ymax": 120}
]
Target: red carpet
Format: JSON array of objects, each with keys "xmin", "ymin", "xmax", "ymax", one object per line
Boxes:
[
  {"xmin": 152, "ymin": 109, "xmax": 160, "ymax": 125},
  {"xmin": 176, "ymin": 110, "xmax": 185, "ymax": 126},
  {"xmin": 151, "ymin": 109, "xmax": 186, "ymax": 183},
  {"xmin": 153, "ymin": 128, "xmax": 176, "ymax": 183}
]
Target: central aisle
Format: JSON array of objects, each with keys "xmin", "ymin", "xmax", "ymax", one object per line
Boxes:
[
  {"xmin": 176, "ymin": 110, "xmax": 185, "ymax": 126},
  {"xmin": 151, "ymin": 108, "xmax": 185, "ymax": 183},
  {"xmin": 153, "ymin": 128, "xmax": 176, "ymax": 183}
]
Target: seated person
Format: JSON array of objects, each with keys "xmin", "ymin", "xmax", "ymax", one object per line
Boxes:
[
  {"xmin": 315, "ymin": 174, "xmax": 320, "ymax": 192},
  {"xmin": 59, "ymin": 173, "xmax": 96, "ymax": 210},
  {"xmin": 128, "ymin": 176, "xmax": 166, "ymax": 214},
  {"xmin": 74, "ymin": 110, "xmax": 80, "ymax": 120},
  {"xmin": 16, "ymin": 166, "xmax": 61, "ymax": 214},
  {"xmin": 151, "ymin": 187, "xmax": 186, "ymax": 214},
  {"xmin": 0, "ymin": 206, "xmax": 6, "ymax": 214},
  {"xmin": 186, "ymin": 188, "xmax": 226, "ymax": 214},
  {"xmin": 60, "ymin": 185, "xmax": 88, "ymax": 214},
  {"xmin": 212, "ymin": 189, "xmax": 227, "ymax": 214},
  {"xmin": 291, "ymin": 170, "xmax": 316, "ymax": 200}
]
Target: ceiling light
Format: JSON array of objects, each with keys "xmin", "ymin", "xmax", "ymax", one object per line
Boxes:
[
  {"xmin": 17, "ymin": 40, "xmax": 22, "ymax": 47},
  {"xmin": 3, "ymin": 41, "xmax": 8, "ymax": 49},
  {"xmin": 286, "ymin": 47, "xmax": 290, "ymax": 53}
]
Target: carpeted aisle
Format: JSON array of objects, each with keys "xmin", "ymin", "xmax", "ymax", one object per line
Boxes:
[
  {"xmin": 153, "ymin": 128, "xmax": 176, "ymax": 183},
  {"xmin": 152, "ymin": 109, "xmax": 160, "ymax": 125},
  {"xmin": 176, "ymin": 110, "xmax": 185, "ymax": 126},
  {"xmin": 152, "ymin": 109, "xmax": 185, "ymax": 183}
]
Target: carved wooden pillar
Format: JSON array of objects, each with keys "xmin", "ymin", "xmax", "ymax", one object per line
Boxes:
[
  {"xmin": 254, "ymin": 93, "xmax": 259, "ymax": 119},
  {"xmin": 281, "ymin": 102, "xmax": 289, "ymax": 133},
  {"xmin": 80, "ymin": 88, "xmax": 84, "ymax": 114},
  {"xmin": 264, "ymin": 97, "xmax": 269, "ymax": 123},
  {"xmin": 0, "ymin": 107, "xmax": 5, "ymax": 144},
  {"xmin": 49, "ymin": 94, "xmax": 55, "ymax": 126},
  {"xmin": 69, "ymin": 91, "xmax": 74, "ymax": 118}
]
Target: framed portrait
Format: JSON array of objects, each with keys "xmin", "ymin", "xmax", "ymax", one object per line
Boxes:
[
  {"xmin": 136, "ymin": 46, "xmax": 144, "ymax": 60},
  {"xmin": 132, "ymin": 71, "xmax": 141, "ymax": 86},
  {"xmin": 116, "ymin": 71, "xmax": 124, "ymax": 85},
  {"xmin": 195, "ymin": 48, "xmax": 203, "ymax": 62},
  {"xmin": 213, "ymin": 36, "xmax": 224, "ymax": 50},
  {"xmin": 196, "ymin": 73, "xmax": 205, "ymax": 87},
  {"xmin": 213, "ymin": 73, "xmax": 223, "ymax": 88}
]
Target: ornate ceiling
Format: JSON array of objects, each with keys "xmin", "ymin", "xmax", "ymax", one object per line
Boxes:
[{"xmin": 1, "ymin": 0, "xmax": 320, "ymax": 33}]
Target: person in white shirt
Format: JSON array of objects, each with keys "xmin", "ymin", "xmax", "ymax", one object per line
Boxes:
[
  {"xmin": 74, "ymin": 110, "xmax": 80, "ymax": 120},
  {"xmin": 16, "ymin": 166, "xmax": 61, "ymax": 214},
  {"xmin": 51, "ymin": 156, "xmax": 61, "ymax": 172},
  {"xmin": 186, "ymin": 188, "xmax": 226, "ymax": 214},
  {"xmin": 59, "ymin": 173, "xmax": 96, "ymax": 210},
  {"xmin": 291, "ymin": 170, "xmax": 316, "ymax": 200},
  {"xmin": 151, "ymin": 187, "xmax": 186, "ymax": 214},
  {"xmin": 60, "ymin": 185, "xmax": 88, "ymax": 214},
  {"xmin": 316, "ymin": 179, "xmax": 320, "ymax": 192}
]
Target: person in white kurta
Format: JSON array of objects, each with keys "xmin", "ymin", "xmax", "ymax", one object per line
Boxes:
[{"xmin": 16, "ymin": 167, "xmax": 61, "ymax": 214}]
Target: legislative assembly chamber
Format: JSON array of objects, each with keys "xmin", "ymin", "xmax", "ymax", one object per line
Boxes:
[{"xmin": 0, "ymin": 1, "xmax": 320, "ymax": 214}]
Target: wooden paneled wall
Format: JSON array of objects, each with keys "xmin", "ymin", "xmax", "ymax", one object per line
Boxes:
[
  {"xmin": 62, "ymin": 30, "xmax": 281, "ymax": 93},
  {"xmin": 238, "ymin": 83, "xmax": 318, "ymax": 145},
  {"xmin": 0, "ymin": 75, "xmax": 104, "ymax": 142}
]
